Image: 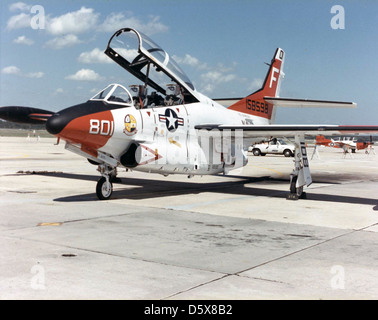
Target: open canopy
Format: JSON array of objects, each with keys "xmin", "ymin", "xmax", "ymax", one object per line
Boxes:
[{"xmin": 105, "ymin": 28, "xmax": 200, "ymax": 104}]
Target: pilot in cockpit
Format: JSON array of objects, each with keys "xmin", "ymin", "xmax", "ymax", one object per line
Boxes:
[
  {"xmin": 129, "ymin": 85, "xmax": 148, "ymax": 109},
  {"xmin": 164, "ymin": 83, "xmax": 183, "ymax": 106},
  {"xmin": 148, "ymin": 91, "xmax": 164, "ymax": 107}
]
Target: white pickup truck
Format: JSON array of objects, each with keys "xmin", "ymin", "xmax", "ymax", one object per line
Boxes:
[{"xmin": 249, "ymin": 138, "xmax": 295, "ymax": 157}]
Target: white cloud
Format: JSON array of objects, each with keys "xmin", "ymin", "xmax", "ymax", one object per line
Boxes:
[
  {"xmin": 65, "ymin": 69, "xmax": 102, "ymax": 81},
  {"xmin": 78, "ymin": 48, "xmax": 112, "ymax": 64},
  {"xmin": 45, "ymin": 34, "xmax": 82, "ymax": 49},
  {"xmin": 9, "ymin": 2, "xmax": 31, "ymax": 12},
  {"xmin": 6, "ymin": 6, "xmax": 169, "ymax": 44},
  {"xmin": 2, "ymin": 66, "xmax": 21, "ymax": 75},
  {"xmin": 201, "ymin": 71, "xmax": 236, "ymax": 83},
  {"xmin": 54, "ymin": 88, "xmax": 64, "ymax": 94},
  {"xmin": 248, "ymin": 78, "xmax": 264, "ymax": 92},
  {"xmin": 25, "ymin": 72, "xmax": 44, "ymax": 78},
  {"xmin": 201, "ymin": 83, "xmax": 215, "ymax": 95},
  {"xmin": 113, "ymin": 48, "xmax": 139, "ymax": 61},
  {"xmin": 13, "ymin": 35, "xmax": 34, "ymax": 45},
  {"xmin": 1, "ymin": 65, "xmax": 44, "ymax": 78},
  {"xmin": 79, "ymin": 46, "xmax": 138, "ymax": 63},
  {"xmin": 173, "ymin": 54, "xmax": 207, "ymax": 70},
  {"xmin": 6, "ymin": 12, "xmax": 31, "ymax": 30},
  {"xmin": 47, "ymin": 7, "xmax": 99, "ymax": 35},
  {"xmin": 99, "ymin": 12, "xmax": 168, "ymax": 35},
  {"xmin": 199, "ymin": 67, "xmax": 237, "ymax": 95}
]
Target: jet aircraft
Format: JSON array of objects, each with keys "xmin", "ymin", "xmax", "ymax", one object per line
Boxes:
[
  {"xmin": 316, "ymin": 135, "xmax": 372, "ymax": 153},
  {"xmin": 1, "ymin": 27, "xmax": 377, "ymax": 200}
]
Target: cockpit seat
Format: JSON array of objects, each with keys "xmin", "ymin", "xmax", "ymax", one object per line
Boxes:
[
  {"xmin": 164, "ymin": 84, "xmax": 183, "ymax": 106},
  {"xmin": 130, "ymin": 85, "xmax": 148, "ymax": 109},
  {"xmin": 147, "ymin": 91, "xmax": 164, "ymax": 107}
]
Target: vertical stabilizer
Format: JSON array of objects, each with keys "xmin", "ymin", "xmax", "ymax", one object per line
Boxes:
[{"xmin": 228, "ymin": 48, "xmax": 285, "ymax": 124}]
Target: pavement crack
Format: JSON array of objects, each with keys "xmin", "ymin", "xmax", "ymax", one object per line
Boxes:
[
  {"xmin": 162, "ymin": 274, "xmax": 231, "ymax": 300},
  {"xmin": 233, "ymin": 229, "xmax": 357, "ymax": 276}
]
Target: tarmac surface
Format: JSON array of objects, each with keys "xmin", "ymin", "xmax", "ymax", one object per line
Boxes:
[{"xmin": 0, "ymin": 136, "xmax": 377, "ymax": 299}]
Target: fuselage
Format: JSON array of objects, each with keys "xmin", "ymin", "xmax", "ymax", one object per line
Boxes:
[
  {"xmin": 45, "ymin": 27, "xmax": 277, "ymax": 178},
  {"xmin": 46, "ymin": 88, "xmax": 264, "ymax": 176}
]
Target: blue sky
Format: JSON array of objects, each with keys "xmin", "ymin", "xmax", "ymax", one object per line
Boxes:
[{"xmin": 1, "ymin": 0, "xmax": 377, "ymax": 124}]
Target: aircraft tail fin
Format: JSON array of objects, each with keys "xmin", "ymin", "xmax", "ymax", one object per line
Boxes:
[
  {"xmin": 316, "ymin": 135, "xmax": 334, "ymax": 146},
  {"xmin": 228, "ymin": 48, "xmax": 285, "ymax": 124},
  {"xmin": 316, "ymin": 135, "xmax": 328, "ymax": 144}
]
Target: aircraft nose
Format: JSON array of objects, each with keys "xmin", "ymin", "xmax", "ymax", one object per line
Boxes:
[{"xmin": 46, "ymin": 113, "xmax": 66, "ymax": 135}]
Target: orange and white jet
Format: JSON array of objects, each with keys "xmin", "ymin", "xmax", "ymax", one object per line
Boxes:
[
  {"xmin": 316, "ymin": 135, "xmax": 372, "ymax": 152},
  {"xmin": 1, "ymin": 27, "xmax": 377, "ymax": 200}
]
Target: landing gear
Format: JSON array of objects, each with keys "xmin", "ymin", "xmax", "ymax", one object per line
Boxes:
[
  {"xmin": 287, "ymin": 135, "xmax": 312, "ymax": 200},
  {"xmin": 287, "ymin": 175, "xmax": 306, "ymax": 200},
  {"xmin": 96, "ymin": 164, "xmax": 117, "ymax": 200},
  {"xmin": 96, "ymin": 177, "xmax": 113, "ymax": 200}
]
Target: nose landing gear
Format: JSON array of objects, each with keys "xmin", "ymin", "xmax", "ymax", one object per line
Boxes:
[
  {"xmin": 96, "ymin": 164, "xmax": 117, "ymax": 200},
  {"xmin": 96, "ymin": 176, "xmax": 113, "ymax": 200}
]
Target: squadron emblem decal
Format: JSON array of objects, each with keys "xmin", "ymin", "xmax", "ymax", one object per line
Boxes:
[
  {"xmin": 123, "ymin": 114, "xmax": 137, "ymax": 135},
  {"xmin": 159, "ymin": 108, "xmax": 184, "ymax": 132}
]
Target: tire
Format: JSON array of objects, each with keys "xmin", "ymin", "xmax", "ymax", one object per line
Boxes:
[
  {"xmin": 289, "ymin": 175, "xmax": 306, "ymax": 198},
  {"xmin": 96, "ymin": 177, "xmax": 113, "ymax": 200},
  {"xmin": 252, "ymin": 148, "xmax": 261, "ymax": 156},
  {"xmin": 290, "ymin": 176, "xmax": 297, "ymax": 194},
  {"xmin": 283, "ymin": 149, "xmax": 293, "ymax": 157},
  {"xmin": 87, "ymin": 158, "xmax": 101, "ymax": 165}
]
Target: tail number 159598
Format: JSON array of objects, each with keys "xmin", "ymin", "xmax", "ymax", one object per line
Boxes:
[{"xmin": 246, "ymin": 99, "xmax": 269, "ymax": 114}]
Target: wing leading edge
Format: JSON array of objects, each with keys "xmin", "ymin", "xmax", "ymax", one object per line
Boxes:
[{"xmin": 195, "ymin": 124, "xmax": 378, "ymax": 138}]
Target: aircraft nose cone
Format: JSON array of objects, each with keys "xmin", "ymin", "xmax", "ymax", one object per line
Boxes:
[{"xmin": 46, "ymin": 113, "xmax": 66, "ymax": 135}]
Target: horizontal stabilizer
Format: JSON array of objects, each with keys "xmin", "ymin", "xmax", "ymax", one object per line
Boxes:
[
  {"xmin": 0, "ymin": 106, "xmax": 54, "ymax": 124},
  {"xmin": 264, "ymin": 97, "xmax": 357, "ymax": 108}
]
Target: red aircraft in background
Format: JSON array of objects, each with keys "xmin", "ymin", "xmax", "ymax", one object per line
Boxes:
[{"xmin": 316, "ymin": 135, "xmax": 372, "ymax": 153}]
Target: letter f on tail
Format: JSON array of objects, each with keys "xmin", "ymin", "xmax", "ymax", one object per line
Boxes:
[{"xmin": 228, "ymin": 48, "xmax": 285, "ymax": 124}]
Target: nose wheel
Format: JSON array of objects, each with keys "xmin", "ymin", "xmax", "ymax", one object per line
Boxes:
[
  {"xmin": 96, "ymin": 177, "xmax": 113, "ymax": 200},
  {"xmin": 96, "ymin": 164, "xmax": 117, "ymax": 200}
]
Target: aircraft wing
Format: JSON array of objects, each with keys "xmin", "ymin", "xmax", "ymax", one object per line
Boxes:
[
  {"xmin": 195, "ymin": 124, "xmax": 378, "ymax": 138},
  {"xmin": 332, "ymin": 141, "xmax": 353, "ymax": 149}
]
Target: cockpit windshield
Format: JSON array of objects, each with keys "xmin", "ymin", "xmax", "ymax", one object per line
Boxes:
[
  {"xmin": 90, "ymin": 84, "xmax": 133, "ymax": 106},
  {"xmin": 105, "ymin": 28, "xmax": 200, "ymax": 104}
]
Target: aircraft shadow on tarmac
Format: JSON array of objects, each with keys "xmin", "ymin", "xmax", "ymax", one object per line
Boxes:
[{"xmin": 21, "ymin": 171, "xmax": 378, "ymax": 210}]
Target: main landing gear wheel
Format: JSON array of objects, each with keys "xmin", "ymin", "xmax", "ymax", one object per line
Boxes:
[
  {"xmin": 287, "ymin": 175, "xmax": 306, "ymax": 200},
  {"xmin": 96, "ymin": 177, "xmax": 113, "ymax": 200}
]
